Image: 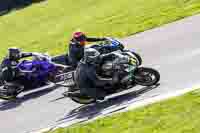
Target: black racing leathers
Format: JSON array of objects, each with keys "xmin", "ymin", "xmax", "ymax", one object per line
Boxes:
[
  {"xmin": 0, "ymin": 53, "xmax": 33, "ymax": 82},
  {"xmin": 74, "ymin": 51, "xmax": 131, "ymax": 99},
  {"xmin": 68, "ymin": 37, "xmax": 106, "ymax": 67},
  {"xmin": 75, "ymin": 60, "xmax": 112, "ymax": 99}
]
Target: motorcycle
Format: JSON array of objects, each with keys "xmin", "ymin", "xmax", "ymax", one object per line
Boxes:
[
  {"xmin": 63, "ymin": 50, "xmax": 160, "ymax": 104},
  {"xmin": 51, "ymin": 37, "xmax": 142, "ymax": 67},
  {"xmin": 90, "ymin": 37, "xmax": 142, "ymax": 66},
  {"xmin": 0, "ymin": 53, "xmax": 69, "ymax": 100}
]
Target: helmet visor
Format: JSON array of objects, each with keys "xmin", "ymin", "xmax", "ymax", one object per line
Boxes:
[{"xmin": 75, "ymin": 34, "xmax": 86, "ymax": 42}]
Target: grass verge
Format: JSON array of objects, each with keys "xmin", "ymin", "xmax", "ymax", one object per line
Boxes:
[
  {"xmin": 0, "ymin": 0, "xmax": 200, "ymax": 59},
  {"xmin": 48, "ymin": 89, "xmax": 200, "ymax": 133}
]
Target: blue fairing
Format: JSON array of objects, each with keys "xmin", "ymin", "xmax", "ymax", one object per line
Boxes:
[
  {"xmin": 106, "ymin": 38, "xmax": 121, "ymax": 48},
  {"xmin": 90, "ymin": 38, "xmax": 124, "ymax": 54},
  {"xmin": 17, "ymin": 60, "xmax": 56, "ymax": 87}
]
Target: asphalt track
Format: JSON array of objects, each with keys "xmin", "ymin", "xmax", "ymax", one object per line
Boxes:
[{"xmin": 1, "ymin": 14, "xmax": 200, "ymax": 133}]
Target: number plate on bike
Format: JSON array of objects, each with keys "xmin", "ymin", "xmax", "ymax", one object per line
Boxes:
[
  {"xmin": 64, "ymin": 73, "xmax": 75, "ymax": 86},
  {"xmin": 56, "ymin": 72, "xmax": 75, "ymax": 86}
]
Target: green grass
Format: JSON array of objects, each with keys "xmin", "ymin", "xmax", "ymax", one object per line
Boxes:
[
  {"xmin": 1, "ymin": 0, "xmax": 200, "ymax": 60},
  {"xmin": 48, "ymin": 89, "xmax": 200, "ymax": 133}
]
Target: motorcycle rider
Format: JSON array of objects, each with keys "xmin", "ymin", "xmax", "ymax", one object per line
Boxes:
[
  {"xmin": 66, "ymin": 48, "xmax": 137, "ymax": 100},
  {"xmin": 0, "ymin": 47, "xmax": 36, "ymax": 82},
  {"xmin": 68, "ymin": 31, "xmax": 108, "ymax": 67}
]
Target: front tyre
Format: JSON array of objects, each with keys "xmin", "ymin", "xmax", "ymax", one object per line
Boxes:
[
  {"xmin": 0, "ymin": 83, "xmax": 22, "ymax": 100},
  {"xmin": 134, "ymin": 67, "xmax": 160, "ymax": 86},
  {"xmin": 131, "ymin": 52, "xmax": 142, "ymax": 66}
]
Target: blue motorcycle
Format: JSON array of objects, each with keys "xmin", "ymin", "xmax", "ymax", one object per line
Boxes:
[
  {"xmin": 0, "ymin": 53, "xmax": 67, "ymax": 100},
  {"xmin": 90, "ymin": 37, "xmax": 142, "ymax": 66}
]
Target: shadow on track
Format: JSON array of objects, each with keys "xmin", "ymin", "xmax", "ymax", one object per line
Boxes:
[
  {"xmin": 0, "ymin": 85, "xmax": 59, "ymax": 111},
  {"xmin": 0, "ymin": 0, "xmax": 46, "ymax": 16},
  {"xmin": 57, "ymin": 84, "xmax": 160, "ymax": 124}
]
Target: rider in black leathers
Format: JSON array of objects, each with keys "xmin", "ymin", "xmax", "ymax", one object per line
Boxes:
[
  {"xmin": 73, "ymin": 48, "xmax": 113, "ymax": 100},
  {"xmin": 0, "ymin": 47, "xmax": 34, "ymax": 82},
  {"xmin": 68, "ymin": 48, "xmax": 135, "ymax": 100},
  {"xmin": 68, "ymin": 32, "xmax": 107, "ymax": 67},
  {"xmin": 51, "ymin": 31, "xmax": 107, "ymax": 68}
]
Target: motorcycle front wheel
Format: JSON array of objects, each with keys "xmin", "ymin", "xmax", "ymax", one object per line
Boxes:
[
  {"xmin": 130, "ymin": 51, "xmax": 142, "ymax": 66},
  {"xmin": 134, "ymin": 67, "xmax": 160, "ymax": 86},
  {"xmin": 0, "ymin": 83, "xmax": 22, "ymax": 100}
]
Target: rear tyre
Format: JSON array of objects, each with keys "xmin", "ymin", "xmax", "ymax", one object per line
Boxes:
[{"xmin": 134, "ymin": 67, "xmax": 160, "ymax": 86}]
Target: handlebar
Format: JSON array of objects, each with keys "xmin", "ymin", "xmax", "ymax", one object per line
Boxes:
[{"xmin": 32, "ymin": 53, "xmax": 52, "ymax": 62}]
